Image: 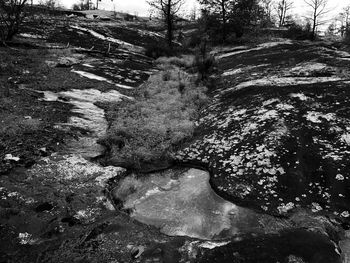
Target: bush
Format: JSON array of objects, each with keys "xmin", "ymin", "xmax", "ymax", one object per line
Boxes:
[
  {"xmin": 145, "ymin": 43, "xmax": 174, "ymax": 59},
  {"xmin": 101, "ymin": 65, "xmax": 208, "ymax": 171},
  {"xmin": 283, "ymin": 22, "xmax": 313, "ymax": 40},
  {"xmin": 193, "ymin": 38, "xmax": 217, "ymax": 83},
  {"xmin": 185, "ymin": 31, "xmax": 202, "ymax": 48},
  {"xmin": 156, "ymin": 55, "xmax": 195, "ymax": 69},
  {"xmin": 0, "ymin": 0, "xmax": 28, "ymax": 41}
]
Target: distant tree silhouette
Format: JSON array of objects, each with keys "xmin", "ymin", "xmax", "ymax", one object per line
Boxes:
[
  {"xmin": 200, "ymin": 0, "xmax": 262, "ymax": 43},
  {"xmin": 200, "ymin": 0, "xmax": 233, "ymax": 42},
  {"xmin": 304, "ymin": 0, "xmax": 329, "ymax": 40},
  {"xmin": 275, "ymin": 0, "xmax": 293, "ymax": 27},
  {"xmin": 147, "ymin": 0, "xmax": 184, "ymax": 48},
  {"xmin": 337, "ymin": 5, "xmax": 350, "ymax": 37}
]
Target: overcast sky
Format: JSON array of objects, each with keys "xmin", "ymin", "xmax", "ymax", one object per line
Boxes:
[{"xmin": 56, "ymin": 0, "xmax": 346, "ymax": 21}]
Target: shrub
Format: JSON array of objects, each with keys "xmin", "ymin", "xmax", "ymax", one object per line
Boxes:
[
  {"xmin": 145, "ymin": 43, "xmax": 173, "ymax": 59},
  {"xmin": 185, "ymin": 31, "xmax": 202, "ymax": 48},
  {"xmin": 156, "ymin": 55, "xmax": 195, "ymax": 69},
  {"xmin": 283, "ymin": 22, "xmax": 313, "ymax": 40},
  {"xmin": 111, "ymin": 175, "xmax": 142, "ymax": 202},
  {"xmin": 101, "ymin": 65, "xmax": 208, "ymax": 170},
  {"xmin": 0, "ymin": 0, "xmax": 28, "ymax": 41}
]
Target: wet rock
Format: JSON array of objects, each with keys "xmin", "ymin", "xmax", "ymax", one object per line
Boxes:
[{"xmin": 119, "ymin": 168, "xmax": 288, "ymax": 240}]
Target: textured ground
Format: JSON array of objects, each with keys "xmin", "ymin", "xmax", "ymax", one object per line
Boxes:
[
  {"xmin": 177, "ymin": 40, "xmax": 350, "ymax": 222},
  {"xmin": 2, "ymin": 12, "xmax": 350, "ymax": 262}
]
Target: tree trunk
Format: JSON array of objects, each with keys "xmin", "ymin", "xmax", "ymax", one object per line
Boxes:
[
  {"xmin": 312, "ymin": 10, "xmax": 317, "ymax": 40},
  {"xmin": 221, "ymin": 0, "xmax": 227, "ymax": 43},
  {"xmin": 166, "ymin": 0, "xmax": 173, "ymax": 49}
]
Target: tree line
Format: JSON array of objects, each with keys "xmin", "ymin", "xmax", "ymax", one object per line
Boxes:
[
  {"xmin": 0, "ymin": 0, "xmax": 346, "ymax": 45},
  {"xmin": 148, "ymin": 0, "xmax": 333, "ymax": 48}
]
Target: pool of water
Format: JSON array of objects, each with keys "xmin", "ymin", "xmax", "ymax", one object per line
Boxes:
[{"xmin": 121, "ymin": 168, "xmax": 286, "ymax": 240}]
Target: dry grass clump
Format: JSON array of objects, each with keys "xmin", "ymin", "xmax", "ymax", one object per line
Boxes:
[
  {"xmin": 111, "ymin": 175, "xmax": 143, "ymax": 203},
  {"xmin": 156, "ymin": 55, "xmax": 195, "ymax": 69},
  {"xmin": 101, "ymin": 64, "xmax": 208, "ymax": 170}
]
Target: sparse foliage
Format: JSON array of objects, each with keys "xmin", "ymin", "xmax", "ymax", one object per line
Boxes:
[
  {"xmin": 0, "ymin": 0, "xmax": 27, "ymax": 42},
  {"xmin": 261, "ymin": 0, "xmax": 273, "ymax": 26},
  {"xmin": 200, "ymin": 0, "xmax": 264, "ymax": 43},
  {"xmin": 38, "ymin": 0, "xmax": 59, "ymax": 9},
  {"xmin": 147, "ymin": 0, "xmax": 184, "ymax": 48},
  {"xmin": 200, "ymin": 0, "xmax": 233, "ymax": 42},
  {"xmin": 304, "ymin": 0, "xmax": 329, "ymax": 40},
  {"xmin": 275, "ymin": 0, "xmax": 293, "ymax": 27},
  {"xmin": 337, "ymin": 5, "xmax": 350, "ymax": 38}
]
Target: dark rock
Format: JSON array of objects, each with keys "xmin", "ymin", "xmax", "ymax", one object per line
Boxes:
[
  {"xmin": 61, "ymin": 216, "xmax": 81, "ymax": 226},
  {"xmin": 198, "ymin": 229, "xmax": 340, "ymax": 263},
  {"xmin": 35, "ymin": 202, "xmax": 54, "ymax": 212}
]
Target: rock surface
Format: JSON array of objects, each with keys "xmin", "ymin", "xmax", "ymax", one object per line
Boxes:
[{"xmin": 177, "ymin": 41, "xmax": 350, "ymax": 224}]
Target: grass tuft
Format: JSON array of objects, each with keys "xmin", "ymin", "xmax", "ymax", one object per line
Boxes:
[{"xmin": 101, "ymin": 61, "xmax": 208, "ymax": 170}]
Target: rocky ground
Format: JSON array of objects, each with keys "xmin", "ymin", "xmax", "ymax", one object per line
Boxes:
[{"xmin": 1, "ymin": 11, "xmax": 350, "ymax": 263}]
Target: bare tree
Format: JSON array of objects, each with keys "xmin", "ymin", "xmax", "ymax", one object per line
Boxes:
[
  {"xmin": 275, "ymin": 0, "xmax": 293, "ymax": 27},
  {"xmin": 200, "ymin": 0, "xmax": 233, "ymax": 42},
  {"xmin": 337, "ymin": 5, "xmax": 350, "ymax": 37},
  {"xmin": 147, "ymin": 0, "xmax": 184, "ymax": 48},
  {"xmin": 262, "ymin": 0, "xmax": 273, "ymax": 21},
  {"xmin": 0, "ymin": 0, "xmax": 27, "ymax": 42},
  {"xmin": 304, "ymin": 0, "xmax": 329, "ymax": 39},
  {"xmin": 189, "ymin": 4, "xmax": 197, "ymax": 21}
]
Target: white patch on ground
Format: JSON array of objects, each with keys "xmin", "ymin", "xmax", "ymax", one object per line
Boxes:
[
  {"xmin": 342, "ymin": 211, "xmax": 350, "ymax": 218},
  {"xmin": 211, "ymin": 45, "xmax": 249, "ymax": 56},
  {"xmin": 73, "ymin": 208, "xmax": 100, "ymax": 222},
  {"xmin": 341, "ymin": 134, "xmax": 350, "ymax": 145},
  {"xmin": 44, "ymin": 88, "xmax": 126, "ymax": 136},
  {"xmin": 82, "ymin": 63, "xmax": 94, "ymax": 68},
  {"xmin": 311, "ymin": 202, "xmax": 323, "ymax": 212},
  {"xmin": 257, "ymin": 109, "xmax": 278, "ymax": 122},
  {"xmin": 72, "ymin": 70, "xmax": 134, "ymax": 89},
  {"xmin": 290, "ymin": 93, "xmax": 310, "ymax": 101},
  {"xmin": 222, "ymin": 64, "xmax": 269, "ymax": 77},
  {"xmin": 335, "ymin": 50, "xmax": 350, "ymax": 61},
  {"xmin": 217, "ymin": 40, "xmax": 293, "ymax": 59},
  {"xmin": 31, "ymin": 154, "xmax": 125, "ymax": 181},
  {"xmin": 42, "ymin": 88, "xmax": 129, "ymax": 157},
  {"xmin": 277, "ymin": 202, "xmax": 295, "ymax": 213},
  {"xmin": 224, "ymin": 77, "xmax": 343, "ymax": 93},
  {"xmin": 199, "ymin": 241, "xmax": 231, "ymax": 249},
  {"xmin": 262, "ymin": 98, "xmax": 280, "ymax": 106},
  {"xmin": 336, "ymin": 174, "xmax": 345, "ymax": 181},
  {"xmin": 4, "ymin": 154, "xmax": 20, "ymax": 161},
  {"xmin": 18, "ymin": 232, "xmax": 37, "ymax": 245},
  {"xmin": 304, "ymin": 111, "xmax": 336, "ymax": 123},
  {"xmin": 19, "ymin": 33, "xmax": 45, "ymax": 39},
  {"xmin": 70, "ymin": 25, "xmax": 143, "ymax": 52},
  {"xmin": 288, "ymin": 62, "xmax": 332, "ymax": 76},
  {"xmin": 276, "ymin": 103, "xmax": 294, "ymax": 111},
  {"xmin": 222, "ymin": 68, "xmax": 243, "ymax": 76}
]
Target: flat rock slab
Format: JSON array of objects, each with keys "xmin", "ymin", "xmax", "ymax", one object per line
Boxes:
[{"xmin": 177, "ymin": 41, "xmax": 350, "ymax": 222}]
